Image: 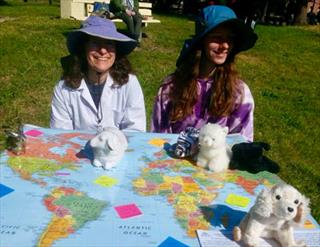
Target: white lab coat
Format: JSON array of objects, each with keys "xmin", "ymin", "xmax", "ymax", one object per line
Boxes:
[{"xmin": 50, "ymin": 73, "xmax": 146, "ymax": 132}]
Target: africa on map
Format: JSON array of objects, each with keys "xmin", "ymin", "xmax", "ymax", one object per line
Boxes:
[{"xmin": 0, "ymin": 125, "xmax": 319, "ymax": 247}]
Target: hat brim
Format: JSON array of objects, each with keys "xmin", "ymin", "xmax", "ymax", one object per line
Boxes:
[
  {"xmin": 176, "ymin": 19, "xmax": 258, "ymax": 67},
  {"xmin": 67, "ymin": 29, "xmax": 137, "ymax": 56}
]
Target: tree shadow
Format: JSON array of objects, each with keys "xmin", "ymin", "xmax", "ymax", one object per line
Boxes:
[
  {"xmin": 76, "ymin": 140, "xmax": 93, "ymax": 162},
  {"xmin": 198, "ymin": 204, "xmax": 248, "ymax": 243},
  {"xmin": 0, "ymin": 0, "xmax": 10, "ymax": 6},
  {"xmin": 152, "ymin": 9, "xmax": 195, "ymax": 21},
  {"xmin": 200, "ymin": 204, "xmax": 246, "ymax": 230}
]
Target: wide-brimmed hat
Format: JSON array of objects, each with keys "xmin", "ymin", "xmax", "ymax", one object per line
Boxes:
[
  {"xmin": 176, "ymin": 5, "xmax": 258, "ymax": 67},
  {"xmin": 67, "ymin": 16, "xmax": 136, "ymax": 56}
]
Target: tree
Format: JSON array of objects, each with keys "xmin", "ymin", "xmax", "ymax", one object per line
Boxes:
[{"xmin": 293, "ymin": 0, "xmax": 308, "ymax": 25}]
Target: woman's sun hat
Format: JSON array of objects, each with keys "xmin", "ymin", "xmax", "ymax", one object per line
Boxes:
[
  {"xmin": 176, "ymin": 5, "xmax": 258, "ymax": 67},
  {"xmin": 67, "ymin": 16, "xmax": 136, "ymax": 56}
]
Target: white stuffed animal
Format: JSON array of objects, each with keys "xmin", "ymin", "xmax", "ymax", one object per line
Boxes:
[
  {"xmin": 196, "ymin": 123, "xmax": 231, "ymax": 172},
  {"xmin": 89, "ymin": 127, "xmax": 128, "ymax": 170},
  {"xmin": 233, "ymin": 183, "xmax": 310, "ymax": 247}
]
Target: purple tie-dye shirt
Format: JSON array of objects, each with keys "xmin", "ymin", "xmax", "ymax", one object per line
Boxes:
[{"xmin": 151, "ymin": 75, "xmax": 254, "ymax": 141}]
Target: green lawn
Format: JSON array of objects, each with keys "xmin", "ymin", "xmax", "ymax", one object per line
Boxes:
[{"xmin": 1, "ymin": 0, "xmax": 319, "ymax": 222}]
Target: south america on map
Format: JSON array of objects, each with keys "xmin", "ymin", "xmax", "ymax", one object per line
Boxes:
[{"xmin": 0, "ymin": 125, "xmax": 319, "ymax": 247}]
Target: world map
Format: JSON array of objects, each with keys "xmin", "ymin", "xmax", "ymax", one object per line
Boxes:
[{"xmin": 0, "ymin": 125, "xmax": 319, "ymax": 247}]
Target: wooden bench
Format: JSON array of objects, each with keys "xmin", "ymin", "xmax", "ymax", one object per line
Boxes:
[{"xmin": 60, "ymin": 0, "xmax": 161, "ymax": 26}]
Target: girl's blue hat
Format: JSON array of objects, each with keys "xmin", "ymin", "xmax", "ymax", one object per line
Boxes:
[{"xmin": 176, "ymin": 5, "xmax": 258, "ymax": 67}]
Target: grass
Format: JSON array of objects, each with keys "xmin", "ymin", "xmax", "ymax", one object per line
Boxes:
[{"xmin": 1, "ymin": 1, "xmax": 319, "ymax": 222}]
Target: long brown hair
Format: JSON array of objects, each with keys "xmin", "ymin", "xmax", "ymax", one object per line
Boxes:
[
  {"xmin": 61, "ymin": 34, "xmax": 133, "ymax": 89},
  {"xmin": 169, "ymin": 48, "xmax": 242, "ymax": 122}
]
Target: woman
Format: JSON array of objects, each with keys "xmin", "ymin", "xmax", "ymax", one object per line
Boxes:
[
  {"xmin": 50, "ymin": 16, "xmax": 146, "ymax": 132},
  {"xmin": 109, "ymin": 0, "xmax": 142, "ymax": 44},
  {"xmin": 151, "ymin": 5, "xmax": 258, "ymax": 141}
]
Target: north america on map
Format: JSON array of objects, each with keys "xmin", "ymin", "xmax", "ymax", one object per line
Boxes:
[{"xmin": 1, "ymin": 126, "xmax": 318, "ymax": 247}]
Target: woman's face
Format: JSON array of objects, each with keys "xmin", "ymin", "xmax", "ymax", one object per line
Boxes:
[
  {"xmin": 86, "ymin": 37, "xmax": 116, "ymax": 74},
  {"xmin": 202, "ymin": 27, "xmax": 234, "ymax": 65}
]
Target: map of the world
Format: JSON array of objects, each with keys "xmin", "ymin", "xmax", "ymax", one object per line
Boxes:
[{"xmin": 0, "ymin": 124, "xmax": 319, "ymax": 247}]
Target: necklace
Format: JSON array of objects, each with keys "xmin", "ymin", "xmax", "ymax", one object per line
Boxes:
[
  {"xmin": 199, "ymin": 67, "xmax": 217, "ymax": 80},
  {"xmin": 84, "ymin": 76, "xmax": 105, "ymax": 131}
]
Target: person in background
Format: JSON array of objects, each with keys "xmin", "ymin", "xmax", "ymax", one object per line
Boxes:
[
  {"xmin": 50, "ymin": 16, "xmax": 146, "ymax": 132},
  {"xmin": 151, "ymin": 5, "xmax": 258, "ymax": 141},
  {"xmin": 110, "ymin": 0, "xmax": 142, "ymax": 45}
]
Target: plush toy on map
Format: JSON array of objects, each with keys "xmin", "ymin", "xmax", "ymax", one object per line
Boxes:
[
  {"xmin": 172, "ymin": 127, "xmax": 200, "ymax": 158},
  {"xmin": 5, "ymin": 126, "xmax": 26, "ymax": 155},
  {"xmin": 229, "ymin": 142, "xmax": 280, "ymax": 173},
  {"xmin": 233, "ymin": 183, "xmax": 310, "ymax": 247},
  {"xmin": 171, "ymin": 124, "xmax": 279, "ymax": 174},
  {"xmin": 196, "ymin": 123, "xmax": 231, "ymax": 172},
  {"xmin": 89, "ymin": 127, "xmax": 128, "ymax": 170}
]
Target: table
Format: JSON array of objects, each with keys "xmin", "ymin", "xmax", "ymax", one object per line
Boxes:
[{"xmin": 0, "ymin": 125, "xmax": 319, "ymax": 247}]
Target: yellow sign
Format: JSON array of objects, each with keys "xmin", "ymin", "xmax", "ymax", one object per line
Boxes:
[
  {"xmin": 225, "ymin": 193, "xmax": 250, "ymax": 208},
  {"xmin": 94, "ymin": 175, "xmax": 118, "ymax": 188},
  {"xmin": 148, "ymin": 138, "xmax": 167, "ymax": 147}
]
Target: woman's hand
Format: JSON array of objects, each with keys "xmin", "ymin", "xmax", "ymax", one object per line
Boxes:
[{"xmin": 125, "ymin": 9, "xmax": 135, "ymax": 16}]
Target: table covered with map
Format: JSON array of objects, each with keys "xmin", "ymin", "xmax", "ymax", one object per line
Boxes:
[{"xmin": 0, "ymin": 125, "xmax": 319, "ymax": 247}]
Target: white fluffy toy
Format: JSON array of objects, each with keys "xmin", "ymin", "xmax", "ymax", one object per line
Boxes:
[
  {"xmin": 196, "ymin": 123, "xmax": 231, "ymax": 172},
  {"xmin": 89, "ymin": 127, "xmax": 128, "ymax": 170},
  {"xmin": 233, "ymin": 183, "xmax": 310, "ymax": 247}
]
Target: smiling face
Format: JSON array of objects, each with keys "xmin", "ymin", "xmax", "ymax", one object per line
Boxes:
[
  {"xmin": 202, "ymin": 26, "xmax": 234, "ymax": 65},
  {"xmin": 86, "ymin": 36, "xmax": 116, "ymax": 76}
]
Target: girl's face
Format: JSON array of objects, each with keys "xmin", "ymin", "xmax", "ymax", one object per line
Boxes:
[
  {"xmin": 86, "ymin": 37, "xmax": 116, "ymax": 74},
  {"xmin": 202, "ymin": 27, "xmax": 234, "ymax": 65}
]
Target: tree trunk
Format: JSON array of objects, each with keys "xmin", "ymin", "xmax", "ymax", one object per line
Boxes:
[{"xmin": 293, "ymin": 0, "xmax": 308, "ymax": 25}]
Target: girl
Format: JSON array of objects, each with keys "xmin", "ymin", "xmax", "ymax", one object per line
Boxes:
[{"xmin": 151, "ymin": 6, "xmax": 258, "ymax": 141}]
